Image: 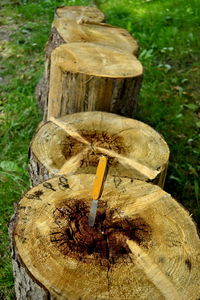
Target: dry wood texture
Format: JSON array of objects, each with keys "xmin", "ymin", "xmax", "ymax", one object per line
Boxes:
[
  {"xmin": 53, "ymin": 5, "xmax": 138, "ymax": 56},
  {"xmin": 36, "ymin": 6, "xmax": 105, "ymax": 112},
  {"xmin": 12, "ymin": 175, "xmax": 200, "ymax": 299},
  {"xmin": 55, "ymin": 5, "xmax": 105, "ymax": 23},
  {"xmin": 29, "ymin": 112, "xmax": 169, "ymax": 187},
  {"xmin": 36, "ymin": 5, "xmax": 140, "ymax": 115},
  {"xmin": 52, "ymin": 19, "xmax": 138, "ymax": 54},
  {"xmin": 45, "ymin": 43, "xmax": 142, "ymax": 120}
]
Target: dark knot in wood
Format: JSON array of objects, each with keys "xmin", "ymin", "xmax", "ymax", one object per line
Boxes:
[
  {"xmin": 50, "ymin": 200, "xmax": 152, "ymax": 266},
  {"xmin": 61, "ymin": 130, "xmax": 127, "ymax": 168}
]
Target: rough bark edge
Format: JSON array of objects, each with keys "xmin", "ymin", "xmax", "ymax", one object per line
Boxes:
[
  {"xmin": 111, "ymin": 75, "xmax": 143, "ymax": 118},
  {"xmin": 8, "ymin": 206, "xmax": 51, "ymax": 300},
  {"xmin": 35, "ymin": 27, "xmax": 65, "ymax": 113},
  {"xmin": 28, "ymin": 150, "xmax": 52, "ymax": 187}
]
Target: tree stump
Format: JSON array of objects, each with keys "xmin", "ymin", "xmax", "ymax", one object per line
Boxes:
[
  {"xmin": 54, "ymin": 5, "xmax": 105, "ymax": 23},
  {"xmin": 29, "ymin": 112, "xmax": 169, "ymax": 187},
  {"xmin": 44, "ymin": 43, "xmax": 142, "ymax": 120},
  {"xmin": 36, "ymin": 6, "xmax": 139, "ymax": 115},
  {"xmin": 9, "ymin": 211, "xmax": 50, "ymax": 299},
  {"xmin": 51, "ymin": 19, "xmax": 138, "ymax": 54},
  {"xmin": 36, "ymin": 5, "xmax": 105, "ymax": 113},
  {"xmin": 12, "ymin": 175, "xmax": 200, "ymax": 299}
]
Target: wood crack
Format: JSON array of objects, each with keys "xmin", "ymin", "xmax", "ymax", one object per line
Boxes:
[{"xmin": 127, "ymin": 240, "xmax": 182, "ymax": 300}]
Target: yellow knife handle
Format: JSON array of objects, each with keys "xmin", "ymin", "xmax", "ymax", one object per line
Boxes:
[{"xmin": 92, "ymin": 156, "xmax": 108, "ymax": 200}]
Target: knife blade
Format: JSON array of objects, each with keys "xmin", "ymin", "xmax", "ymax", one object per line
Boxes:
[{"xmin": 88, "ymin": 156, "xmax": 108, "ymax": 227}]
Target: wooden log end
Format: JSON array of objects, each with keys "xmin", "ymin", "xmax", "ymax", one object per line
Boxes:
[
  {"xmin": 13, "ymin": 175, "xmax": 200, "ymax": 299},
  {"xmin": 55, "ymin": 5, "xmax": 105, "ymax": 24},
  {"xmin": 29, "ymin": 112, "xmax": 169, "ymax": 187},
  {"xmin": 51, "ymin": 43, "xmax": 143, "ymax": 78},
  {"xmin": 46, "ymin": 45, "xmax": 143, "ymax": 119}
]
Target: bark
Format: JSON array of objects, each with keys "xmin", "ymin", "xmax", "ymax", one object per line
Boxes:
[
  {"xmin": 35, "ymin": 27, "xmax": 65, "ymax": 112},
  {"xmin": 9, "ymin": 208, "xmax": 50, "ymax": 299},
  {"xmin": 12, "ymin": 175, "xmax": 200, "ymax": 299},
  {"xmin": 29, "ymin": 111, "xmax": 169, "ymax": 187},
  {"xmin": 55, "ymin": 5, "xmax": 105, "ymax": 23}
]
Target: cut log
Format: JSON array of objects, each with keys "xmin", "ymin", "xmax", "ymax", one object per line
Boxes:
[
  {"xmin": 38, "ymin": 37, "xmax": 140, "ymax": 117},
  {"xmin": 35, "ymin": 5, "xmax": 104, "ymax": 113},
  {"xmin": 29, "ymin": 112, "xmax": 169, "ymax": 187},
  {"xmin": 55, "ymin": 5, "xmax": 105, "ymax": 23},
  {"xmin": 12, "ymin": 175, "xmax": 200, "ymax": 299},
  {"xmin": 44, "ymin": 43, "xmax": 142, "ymax": 120},
  {"xmin": 36, "ymin": 6, "xmax": 139, "ymax": 114},
  {"xmin": 52, "ymin": 19, "xmax": 138, "ymax": 54},
  {"xmin": 53, "ymin": 6, "xmax": 137, "ymax": 53},
  {"xmin": 9, "ymin": 210, "xmax": 50, "ymax": 299}
]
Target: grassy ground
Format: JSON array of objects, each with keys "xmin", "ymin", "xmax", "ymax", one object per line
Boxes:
[{"xmin": 0, "ymin": 0, "xmax": 199, "ymax": 298}]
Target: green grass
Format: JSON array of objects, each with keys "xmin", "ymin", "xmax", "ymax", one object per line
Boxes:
[
  {"xmin": 0, "ymin": 0, "xmax": 199, "ymax": 298},
  {"xmin": 98, "ymin": 0, "xmax": 200, "ymax": 217}
]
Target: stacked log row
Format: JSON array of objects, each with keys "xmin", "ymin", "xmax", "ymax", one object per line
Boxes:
[
  {"xmin": 35, "ymin": 5, "xmax": 140, "ymax": 119},
  {"xmin": 28, "ymin": 111, "xmax": 169, "ymax": 187},
  {"xmin": 11, "ymin": 175, "xmax": 200, "ymax": 299},
  {"xmin": 11, "ymin": 6, "xmax": 200, "ymax": 300}
]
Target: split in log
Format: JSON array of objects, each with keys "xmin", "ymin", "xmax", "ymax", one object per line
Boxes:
[
  {"xmin": 29, "ymin": 112, "xmax": 169, "ymax": 187},
  {"xmin": 55, "ymin": 5, "xmax": 105, "ymax": 23},
  {"xmin": 12, "ymin": 175, "xmax": 200, "ymax": 299},
  {"xmin": 45, "ymin": 43, "xmax": 143, "ymax": 120}
]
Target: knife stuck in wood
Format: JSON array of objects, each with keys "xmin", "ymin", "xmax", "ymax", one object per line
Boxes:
[{"xmin": 88, "ymin": 156, "xmax": 108, "ymax": 227}]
